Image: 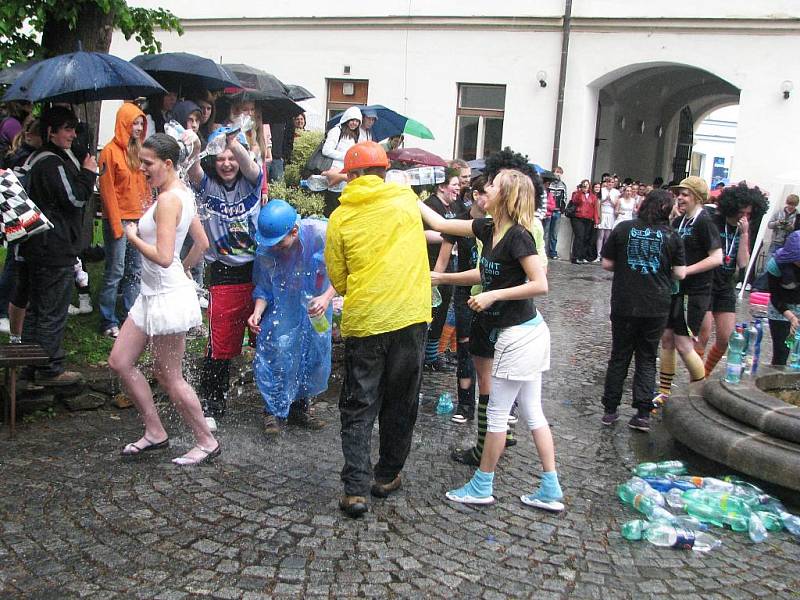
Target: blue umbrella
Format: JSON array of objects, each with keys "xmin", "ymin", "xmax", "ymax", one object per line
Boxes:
[
  {"xmin": 3, "ymin": 51, "xmax": 165, "ymax": 103},
  {"xmin": 132, "ymin": 53, "xmax": 242, "ymax": 93},
  {"xmin": 0, "ymin": 59, "xmax": 41, "ymax": 86},
  {"xmin": 326, "ymin": 104, "xmax": 434, "ymax": 140}
]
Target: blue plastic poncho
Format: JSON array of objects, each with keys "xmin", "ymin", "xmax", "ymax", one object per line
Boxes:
[{"xmin": 252, "ymin": 217, "xmax": 333, "ymax": 418}]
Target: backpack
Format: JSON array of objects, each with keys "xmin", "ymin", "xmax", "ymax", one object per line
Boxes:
[
  {"xmin": 0, "ymin": 150, "xmax": 57, "ymax": 246},
  {"xmin": 12, "ymin": 150, "xmax": 59, "ymax": 193}
]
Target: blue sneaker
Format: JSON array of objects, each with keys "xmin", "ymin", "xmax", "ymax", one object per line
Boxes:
[
  {"xmin": 521, "ymin": 489, "xmax": 564, "ymax": 512},
  {"xmin": 445, "ymin": 479, "xmax": 495, "ymax": 505}
]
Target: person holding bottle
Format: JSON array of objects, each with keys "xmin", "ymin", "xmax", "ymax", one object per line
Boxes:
[
  {"xmin": 766, "ymin": 230, "xmax": 800, "ymax": 365},
  {"xmin": 246, "ymin": 199, "xmax": 334, "ymax": 433},
  {"xmin": 420, "ymin": 168, "xmax": 563, "ymax": 512},
  {"xmin": 97, "ymin": 102, "xmax": 148, "ymax": 338}
]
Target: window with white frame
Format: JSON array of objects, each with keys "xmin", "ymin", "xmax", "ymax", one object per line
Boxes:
[{"xmin": 454, "ymin": 84, "xmax": 506, "ymax": 161}]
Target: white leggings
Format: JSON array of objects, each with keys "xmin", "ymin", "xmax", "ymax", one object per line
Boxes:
[{"xmin": 486, "ymin": 372, "xmax": 548, "ymax": 432}]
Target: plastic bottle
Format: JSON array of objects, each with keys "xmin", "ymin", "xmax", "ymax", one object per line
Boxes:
[
  {"xmin": 788, "ymin": 329, "xmax": 800, "ymax": 371},
  {"xmin": 642, "ymin": 476, "xmax": 697, "ymax": 493},
  {"xmin": 748, "ymin": 512, "xmax": 768, "ymax": 543},
  {"xmin": 435, "ymin": 392, "xmax": 454, "ymax": 414},
  {"xmin": 431, "ymin": 286, "xmax": 442, "ymax": 308},
  {"xmin": 755, "ymin": 510, "xmax": 783, "ymax": 532},
  {"xmin": 643, "ymin": 523, "xmax": 721, "ymax": 553},
  {"xmin": 665, "ymin": 487, "xmax": 687, "ymax": 509},
  {"xmin": 627, "ymin": 477, "xmax": 666, "ymax": 507},
  {"xmin": 682, "ymin": 491, "xmax": 750, "ymax": 531},
  {"xmin": 743, "ymin": 321, "xmax": 759, "ymax": 376},
  {"xmin": 750, "ymin": 318, "xmax": 764, "ymax": 376},
  {"xmin": 621, "ymin": 519, "xmax": 649, "ymax": 541},
  {"xmin": 633, "ymin": 461, "xmax": 687, "ymax": 477},
  {"xmin": 302, "ymin": 293, "xmax": 330, "ymax": 334},
  {"xmin": 724, "ymin": 325, "xmax": 746, "ymax": 383},
  {"xmin": 304, "ymin": 174, "xmax": 329, "ymax": 192}
]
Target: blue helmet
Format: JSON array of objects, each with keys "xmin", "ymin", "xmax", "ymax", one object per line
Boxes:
[
  {"xmin": 207, "ymin": 126, "xmax": 249, "ymax": 149},
  {"xmin": 256, "ymin": 199, "xmax": 299, "ymax": 247}
]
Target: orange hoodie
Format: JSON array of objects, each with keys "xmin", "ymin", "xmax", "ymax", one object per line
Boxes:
[{"xmin": 99, "ymin": 103, "xmax": 148, "ymax": 239}]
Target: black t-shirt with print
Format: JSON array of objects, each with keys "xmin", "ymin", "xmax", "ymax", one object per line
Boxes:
[
  {"xmin": 443, "ymin": 196, "xmax": 478, "ymax": 273},
  {"xmin": 711, "ymin": 213, "xmax": 741, "ymax": 291},
  {"xmin": 602, "ymin": 219, "xmax": 686, "ymax": 318},
  {"xmin": 472, "ymin": 217, "xmax": 538, "ymax": 328},
  {"xmin": 424, "ymin": 194, "xmax": 457, "ymax": 269},
  {"xmin": 672, "ymin": 209, "xmax": 721, "ymax": 295}
]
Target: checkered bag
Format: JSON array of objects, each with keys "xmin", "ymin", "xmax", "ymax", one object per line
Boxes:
[{"xmin": 0, "ymin": 167, "xmax": 53, "ymax": 246}]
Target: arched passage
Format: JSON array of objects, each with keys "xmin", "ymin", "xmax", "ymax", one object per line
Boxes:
[{"xmin": 588, "ymin": 63, "xmax": 740, "ymax": 185}]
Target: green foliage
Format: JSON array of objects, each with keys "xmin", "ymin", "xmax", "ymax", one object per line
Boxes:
[
  {"xmin": 269, "ymin": 179, "xmax": 324, "ymax": 217},
  {"xmin": 0, "ymin": 0, "xmax": 183, "ymax": 68},
  {"xmin": 284, "ymin": 130, "xmax": 324, "ymax": 187}
]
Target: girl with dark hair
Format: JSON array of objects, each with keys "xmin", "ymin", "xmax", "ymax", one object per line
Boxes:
[
  {"xmin": 109, "ymin": 133, "xmax": 218, "ymax": 465},
  {"xmin": 191, "ymin": 90, "xmax": 216, "ymax": 147},
  {"xmin": 699, "ymin": 182, "xmax": 767, "ymax": 375},
  {"xmin": 600, "ymin": 190, "xmax": 686, "ymax": 431}
]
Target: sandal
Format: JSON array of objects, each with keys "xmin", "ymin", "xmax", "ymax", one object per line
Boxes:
[
  {"xmin": 171, "ymin": 443, "xmax": 221, "ymax": 466},
  {"xmin": 121, "ymin": 436, "xmax": 170, "ymax": 456}
]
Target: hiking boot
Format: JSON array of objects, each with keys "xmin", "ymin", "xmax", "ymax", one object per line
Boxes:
[
  {"xmin": 339, "ymin": 495, "xmax": 368, "ymax": 518},
  {"xmin": 628, "ymin": 414, "xmax": 651, "ymax": 432},
  {"xmin": 288, "ymin": 402, "xmax": 326, "ymax": 430},
  {"xmin": 451, "ymin": 447, "xmax": 480, "ymax": 466},
  {"xmin": 601, "ymin": 410, "xmax": 619, "ymax": 426},
  {"xmin": 36, "ymin": 370, "xmax": 84, "ymax": 387},
  {"xmin": 371, "ymin": 475, "xmax": 402, "ymax": 498},
  {"xmin": 263, "ymin": 414, "xmax": 286, "ymax": 435}
]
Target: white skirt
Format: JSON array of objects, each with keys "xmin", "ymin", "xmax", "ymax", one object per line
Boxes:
[
  {"xmin": 492, "ymin": 320, "xmax": 550, "ymax": 380},
  {"xmin": 128, "ymin": 285, "xmax": 202, "ymax": 336}
]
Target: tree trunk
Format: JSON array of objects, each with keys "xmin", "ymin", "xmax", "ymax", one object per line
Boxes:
[{"xmin": 40, "ymin": 4, "xmax": 117, "ymax": 151}]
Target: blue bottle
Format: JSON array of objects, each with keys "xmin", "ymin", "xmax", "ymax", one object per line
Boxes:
[{"xmin": 435, "ymin": 392, "xmax": 454, "ymax": 414}]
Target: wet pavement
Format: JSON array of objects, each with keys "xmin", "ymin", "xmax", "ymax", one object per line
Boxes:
[{"xmin": 1, "ymin": 261, "xmax": 798, "ymax": 599}]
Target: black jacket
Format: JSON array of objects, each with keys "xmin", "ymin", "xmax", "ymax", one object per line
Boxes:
[{"xmin": 20, "ymin": 143, "xmax": 96, "ymax": 267}]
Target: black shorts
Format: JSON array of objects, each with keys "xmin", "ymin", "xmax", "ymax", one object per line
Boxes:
[
  {"xmin": 667, "ymin": 293, "xmax": 711, "ymax": 337},
  {"xmin": 470, "ymin": 317, "xmax": 498, "ymax": 358},
  {"xmin": 710, "ymin": 285, "xmax": 737, "ymax": 314}
]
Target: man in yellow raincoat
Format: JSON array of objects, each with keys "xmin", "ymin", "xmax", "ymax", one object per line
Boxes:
[{"xmin": 325, "ymin": 141, "xmax": 431, "ymax": 518}]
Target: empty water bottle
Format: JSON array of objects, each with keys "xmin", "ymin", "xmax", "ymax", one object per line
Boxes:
[
  {"xmin": 431, "ymin": 286, "xmax": 442, "ymax": 308},
  {"xmin": 724, "ymin": 325, "xmax": 746, "ymax": 383},
  {"xmin": 621, "ymin": 519, "xmax": 649, "ymax": 541},
  {"xmin": 748, "ymin": 512, "xmax": 768, "ymax": 543},
  {"xmin": 643, "ymin": 523, "xmax": 721, "ymax": 553},
  {"xmin": 627, "ymin": 477, "xmax": 666, "ymax": 507},
  {"xmin": 665, "ymin": 487, "xmax": 687, "ymax": 509},
  {"xmin": 788, "ymin": 329, "xmax": 800, "ymax": 370},
  {"xmin": 634, "ymin": 461, "xmax": 687, "ymax": 477},
  {"xmin": 642, "ymin": 476, "xmax": 697, "ymax": 493},
  {"xmin": 435, "ymin": 392, "xmax": 454, "ymax": 414}
]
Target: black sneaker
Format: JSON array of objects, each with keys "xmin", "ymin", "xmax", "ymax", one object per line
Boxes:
[
  {"xmin": 451, "ymin": 447, "xmax": 481, "ymax": 466},
  {"xmin": 628, "ymin": 414, "xmax": 650, "ymax": 432},
  {"xmin": 424, "ymin": 359, "xmax": 450, "ymax": 372},
  {"xmin": 451, "ymin": 404, "xmax": 474, "ymax": 424},
  {"xmin": 601, "ymin": 411, "xmax": 619, "ymax": 426}
]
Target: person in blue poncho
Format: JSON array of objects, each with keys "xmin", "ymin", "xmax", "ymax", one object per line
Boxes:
[{"xmin": 247, "ymin": 199, "xmax": 335, "ymax": 433}]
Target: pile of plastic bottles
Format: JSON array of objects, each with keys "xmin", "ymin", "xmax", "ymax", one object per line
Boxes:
[
  {"xmin": 724, "ymin": 319, "xmax": 764, "ymax": 383},
  {"xmin": 618, "ymin": 460, "xmax": 800, "ymax": 552}
]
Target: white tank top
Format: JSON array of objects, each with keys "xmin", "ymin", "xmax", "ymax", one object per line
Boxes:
[{"xmin": 138, "ymin": 185, "xmax": 196, "ymax": 296}]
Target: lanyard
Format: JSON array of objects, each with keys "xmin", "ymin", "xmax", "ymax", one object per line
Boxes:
[
  {"xmin": 723, "ymin": 222, "xmax": 738, "ymax": 266},
  {"xmin": 677, "ymin": 212, "xmax": 697, "ymax": 236}
]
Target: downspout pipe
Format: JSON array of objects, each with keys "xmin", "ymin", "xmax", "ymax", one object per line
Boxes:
[{"xmin": 551, "ymin": 0, "xmax": 573, "ymax": 168}]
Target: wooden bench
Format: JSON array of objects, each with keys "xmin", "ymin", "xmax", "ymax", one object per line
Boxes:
[{"xmin": 0, "ymin": 344, "xmax": 50, "ymax": 438}]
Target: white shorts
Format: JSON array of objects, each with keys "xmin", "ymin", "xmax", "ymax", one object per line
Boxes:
[
  {"xmin": 492, "ymin": 320, "xmax": 550, "ymax": 380},
  {"xmin": 128, "ymin": 285, "xmax": 202, "ymax": 336}
]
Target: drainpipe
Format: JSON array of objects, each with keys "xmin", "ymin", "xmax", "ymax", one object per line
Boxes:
[{"xmin": 551, "ymin": 0, "xmax": 573, "ymax": 168}]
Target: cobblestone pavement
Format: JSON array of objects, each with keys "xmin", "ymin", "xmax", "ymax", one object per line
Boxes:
[{"xmin": 1, "ymin": 261, "xmax": 798, "ymax": 599}]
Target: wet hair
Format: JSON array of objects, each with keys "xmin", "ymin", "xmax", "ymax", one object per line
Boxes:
[
  {"xmin": 637, "ymin": 189, "xmax": 674, "ymax": 226},
  {"xmin": 448, "ymin": 158, "xmax": 469, "ymax": 170},
  {"xmin": 142, "ymin": 133, "xmax": 180, "ymax": 167},
  {"xmin": 40, "ymin": 106, "xmax": 78, "ymax": 138},
  {"xmin": 717, "ymin": 181, "xmax": 768, "ymax": 220},
  {"xmin": 471, "ymin": 174, "xmax": 488, "ymax": 194},
  {"xmin": 491, "ymin": 169, "xmax": 535, "ymax": 231},
  {"xmin": 483, "ymin": 147, "xmax": 545, "ymax": 209}
]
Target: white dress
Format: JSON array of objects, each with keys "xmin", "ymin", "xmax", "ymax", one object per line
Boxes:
[
  {"xmin": 128, "ymin": 186, "xmax": 203, "ymax": 336},
  {"xmin": 615, "ymin": 197, "xmax": 636, "ymax": 226},
  {"xmin": 598, "ymin": 198, "xmax": 616, "ymax": 230}
]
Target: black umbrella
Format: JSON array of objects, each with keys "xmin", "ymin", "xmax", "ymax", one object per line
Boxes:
[
  {"xmin": 227, "ymin": 90, "xmax": 304, "ymax": 123},
  {"xmin": 131, "ymin": 52, "xmax": 242, "ymax": 92},
  {"xmin": 3, "ymin": 51, "xmax": 165, "ymax": 103},
  {"xmin": 0, "ymin": 59, "xmax": 41, "ymax": 86},
  {"xmin": 286, "ymin": 84, "xmax": 314, "ymax": 101},
  {"xmin": 223, "ymin": 64, "xmax": 288, "ymax": 97}
]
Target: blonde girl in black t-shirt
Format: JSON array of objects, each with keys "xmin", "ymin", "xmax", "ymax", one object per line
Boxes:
[{"xmin": 419, "ymin": 169, "xmax": 564, "ymax": 512}]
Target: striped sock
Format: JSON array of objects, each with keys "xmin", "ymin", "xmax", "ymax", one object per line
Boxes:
[
  {"xmin": 473, "ymin": 394, "xmax": 489, "ymax": 461},
  {"xmin": 659, "ymin": 348, "xmax": 676, "ymax": 397},
  {"xmin": 425, "ymin": 339, "xmax": 440, "ymax": 364},
  {"xmin": 704, "ymin": 344, "xmax": 726, "ymax": 377},
  {"xmin": 684, "ymin": 350, "xmax": 706, "ymax": 382}
]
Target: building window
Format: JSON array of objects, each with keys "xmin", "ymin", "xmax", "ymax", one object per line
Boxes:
[
  {"xmin": 455, "ymin": 84, "xmax": 506, "ymax": 160},
  {"xmin": 326, "ymin": 79, "xmax": 369, "ymax": 122}
]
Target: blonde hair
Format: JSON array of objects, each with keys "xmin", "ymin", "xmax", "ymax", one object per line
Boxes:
[{"xmin": 492, "ymin": 169, "xmax": 535, "ymax": 231}]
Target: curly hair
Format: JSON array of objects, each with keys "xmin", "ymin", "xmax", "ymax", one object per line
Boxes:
[
  {"xmin": 483, "ymin": 146, "xmax": 545, "ymax": 209},
  {"xmin": 637, "ymin": 189, "xmax": 674, "ymax": 226},
  {"xmin": 717, "ymin": 181, "xmax": 768, "ymax": 220}
]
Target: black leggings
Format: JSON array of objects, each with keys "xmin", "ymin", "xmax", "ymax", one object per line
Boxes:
[{"xmin": 769, "ymin": 319, "xmax": 791, "ymax": 366}]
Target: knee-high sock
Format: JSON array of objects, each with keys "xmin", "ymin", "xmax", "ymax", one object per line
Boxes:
[
  {"xmin": 659, "ymin": 348, "xmax": 676, "ymax": 396},
  {"xmin": 683, "ymin": 350, "xmax": 706, "ymax": 382},
  {"xmin": 472, "ymin": 394, "xmax": 489, "ymax": 460},
  {"xmin": 704, "ymin": 344, "xmax": 726, "ymax": 377},
  {"xmin": 424, "ymin": 339, "xmax": 439, "ymax": 364}
]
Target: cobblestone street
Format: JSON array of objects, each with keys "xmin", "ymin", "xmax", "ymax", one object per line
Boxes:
[{"xmin": 1, "ymin": 261, "xmax": 798, "ymax": 599}]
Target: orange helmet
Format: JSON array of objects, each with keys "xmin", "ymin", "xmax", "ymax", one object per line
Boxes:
[{"xmin": 342, "ymin": 141, "xmax": 390, "ymax": 173}]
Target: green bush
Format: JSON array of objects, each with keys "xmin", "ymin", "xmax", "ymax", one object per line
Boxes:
[
  {"xmin": 284, "ymin": 129, "xmax": 324, "ymax": 187},
  {"xmin": 269, "ymin": 179, "xmax": 324, "ymax": 217}
]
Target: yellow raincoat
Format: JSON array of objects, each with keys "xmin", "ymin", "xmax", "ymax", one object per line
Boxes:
[{"xmin": 325, "ymin": 175, "xmax": 431, "ymax": 337}]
